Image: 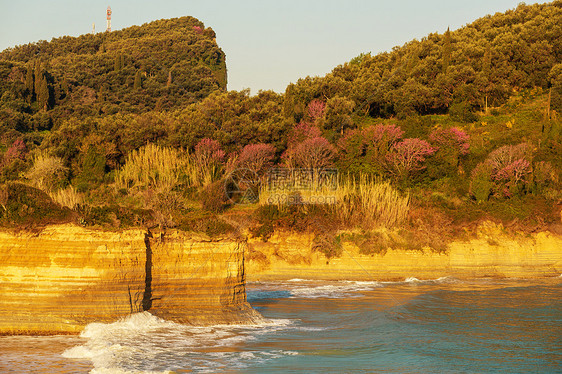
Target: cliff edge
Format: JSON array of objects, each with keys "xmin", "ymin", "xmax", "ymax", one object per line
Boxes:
[
  {"xmin": 0, "ymin": 224, "xmax": 261, "ymax": 335},
  {"xmin": 246, "ymin": 222, "xmax": 562, "ymax": 281}
]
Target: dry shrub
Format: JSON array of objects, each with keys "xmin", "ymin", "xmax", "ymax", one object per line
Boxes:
[
  {"xmin": 334, "ymin": 175, "xmax": 410, "ymax": 228},
  {"xmin": 49, "ymin": 185, "xmax": 83, "ymax": 210},
  {"xmin": 26, "ymin": 152, "xmax": 68, "ymax": 192},
  {"xmin": 115, "ymin": 143, "xmax": 189, "ymax": 192},
  {"xmin": 260, "ymin": 171, "xmax": 409, "ymax": 229}
]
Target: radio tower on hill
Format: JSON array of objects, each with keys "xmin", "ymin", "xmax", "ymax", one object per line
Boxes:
[{"xmin": 106, "ymin": 6, "xmax": 112, "ymax": 32}]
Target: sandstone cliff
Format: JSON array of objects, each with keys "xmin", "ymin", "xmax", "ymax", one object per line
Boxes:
[
  {"xmin": 0, "ymin": 225, "xmax": 260, "ymax": 335},
  {"xmin": 246, "ymin": 222, "xmax": 562, "ymax": 281}
]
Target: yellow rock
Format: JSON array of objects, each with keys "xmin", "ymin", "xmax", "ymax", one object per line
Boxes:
[
  {"xmin": 0, "ymin": 225, "xmax": 260, "ymax": 335},
  {"xmin": 246, "ymin": 222, "xmax": 562, "ymax": 281}
]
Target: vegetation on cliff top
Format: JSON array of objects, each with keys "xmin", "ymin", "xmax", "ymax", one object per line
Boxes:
[{"xmin": 0, "ymin": 4, "xmax": 561, "ymax": 251}]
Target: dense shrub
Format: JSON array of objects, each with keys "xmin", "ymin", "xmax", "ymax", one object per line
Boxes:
[
  {"xmin": 0, "ymin": 182, "xmax": 74, "ymax": 226},
  {"xmin": 470, "ymin": 143, "xmax": 535, "ymax": 200},
  {"xmin": 428, "ymin": 127, "xmax": 470, "ymax": 177}
]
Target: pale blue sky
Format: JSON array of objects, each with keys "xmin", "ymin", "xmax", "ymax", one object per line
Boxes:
[{"xmin": 0, "ymin": 1, "xmax": 548, "ymax": 93}]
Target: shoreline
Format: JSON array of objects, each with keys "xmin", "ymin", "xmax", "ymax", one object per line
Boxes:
[{"xmin": 0, "ymin": 221, "xmax": 560, "ymax": 335}]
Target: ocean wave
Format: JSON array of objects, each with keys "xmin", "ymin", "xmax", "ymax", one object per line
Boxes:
[
  {"xmin": 250, "ymin": 278, "xmax": 464, "ymax": 300},
  {"xmin": 400, "ymin": 276, "xmax": 460, "ymax": 285},
  {"xmin": 62, "ymin": 312, "xmax": 298, "ymax": 373},
  {"xmin": 288, "ymin": 281, "xmax": 385, "ymax": 299}
]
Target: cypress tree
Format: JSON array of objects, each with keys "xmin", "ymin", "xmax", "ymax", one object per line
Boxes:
[
  {"xmin": 134, "ymin": 70, "xmax": 142, "ymax": 89},
  {"xmin": 483, "ymin": 43, "xmax": 492, "ymax": 77},
  {"xmin": 37, "ymin": 75, "xmax": 50, "ymax": 111},
  {"xmin": 34, "ymin": 60, "xmax": 43, "ymax": 97},
  {"xmin": 114, "ymin": 54, "xmax": 122, "ymax": 71},
  {"xmin": 25, "ymin": 63, "xmax": 34, "ymax": 100},
  {"xmin": 442, "ymin": 27, "xmax": 451, "ymax": 73},
  {"xmin": 166, "ymin": 70, "xmax": 172, "ymax": 88}
]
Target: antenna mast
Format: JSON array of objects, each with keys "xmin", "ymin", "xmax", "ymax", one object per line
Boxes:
[{"xmin": 106, "ymin": 6, "xmax": 112, "ymax": 32}]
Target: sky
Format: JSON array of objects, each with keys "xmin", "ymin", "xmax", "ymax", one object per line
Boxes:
[{"xmin": 0, "ymin": 0, "xmax": 549, "ymax": 94}]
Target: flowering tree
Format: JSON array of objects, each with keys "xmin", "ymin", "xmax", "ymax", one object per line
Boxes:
[
  {"xmin": 470, "ymin": 143, "xmax": 533, "ymax": 200},
  {"xmin": 288, "ymin": 136, "xmax": 336, "ymax": 170},
  {"xmin": 363, "ymin": 124, "xmax": 404, "ymax": 160},
  {"xmin": 2, "ymin": 139, "xmax": 27, "ymax": 165},
  {"xmin": 283, "ymin": 122, "xmax": 331, "ymax": 169},
  {"xmin": 237, "ymin": 143, "xmax": 276, "ymax": 176},
  {"xmin": 386, "ymin": 138, "xmax": 436, "ymax": 180},
  {"xmin": 428, "ymin": 127, "xmax": 470, "ymax": 177},
  {"xmin": 429, "ymin": 127, "xmax": 470, "ymax": 157},
  {"xmin": 307, "ymin": 99, "xmax": 326, "ymax": 123},
  {"xmin": 338, "ymin": 124, "xmax": 404, "ymax": 174},
  {"xmin": 194, "ymin": 138, "xmax": 225, "ymax": 168},
  {"xmin": 287, "ymin": 122, "xmax": 322, "ymax": 147}
]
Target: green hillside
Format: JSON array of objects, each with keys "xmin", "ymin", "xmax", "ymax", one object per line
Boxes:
[
  {"xmin": 284, "ymin": 1, "xmax": 561, "ymax": 122},
  {"xmin": 0, "ymin": 16, "xmax": 226, "ymax": 129},
  {"xmin": 0, "ymin": 3, "xmax": 561, "ymax": 247}
]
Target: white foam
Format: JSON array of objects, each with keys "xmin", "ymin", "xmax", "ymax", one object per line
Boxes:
[
  {"xmin": 404, "ymin": 277, "xmax": 421, "ymax": 283},
  {"xmin": 289, "ymin": 282, "xmax": 381, "ymax": 298},
  {"xmin": 63, "ymin": 312, "xmax": 298, "ymax": 373},
  {"xmin": 401, "ymin": 276, "xmax": 459, "ymax": 284}
]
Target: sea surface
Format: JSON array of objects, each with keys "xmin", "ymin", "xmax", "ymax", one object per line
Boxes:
[{"xmin": 1, "ymin": 276, "xmax": 561, "ymax": 373}]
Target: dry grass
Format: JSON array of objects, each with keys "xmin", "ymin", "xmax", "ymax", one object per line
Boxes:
[
  {"xmin": 49, "ymin": 185, "xmax": 83, "ymax": 210},
  {"xmin": 115, "ymin": 143, "xmax": 223, "ymax": 193},
  {"xmin": 334, "ymin": 174, "xmax": 410, "ymax": 228},
  {"xmin": 115, "ymin": 143, "xmax": 190, "ymax": 192},
  {"xmin": 26, "ymin": 152, "xmax": 68, "ymax": 192},
  {"xmin": 260, "ymin": 171, "xmax": 409, "ymax": 228}
]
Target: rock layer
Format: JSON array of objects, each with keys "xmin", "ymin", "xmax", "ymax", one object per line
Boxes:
[
  {"xmin": 0, "ymin": 225, "xmax": 260, "ymax": 335},
  {"xmin": 246, "ymin": 222, "xmax": 562, "ymax": 281}
]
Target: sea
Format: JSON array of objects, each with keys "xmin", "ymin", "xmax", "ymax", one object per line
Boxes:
[{"xmin": 1, "ymin": 276, "xmax": 560, "ymax": 373}]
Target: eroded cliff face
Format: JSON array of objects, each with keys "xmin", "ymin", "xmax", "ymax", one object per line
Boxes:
[
  {"xmin": 246, "ymin": 222, "xmax": 562, "ymax": 281},
  {"xmin": 0, "ymin": 225, "xmax": 260, "ymax": 335}
]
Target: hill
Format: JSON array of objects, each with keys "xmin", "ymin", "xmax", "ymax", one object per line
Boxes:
[
  {"xmin": 0, "ymin": 3, "xmax": 561, "ymax": 247},
  {"xmin": 0, "ymin": 16, "xmax": 226, "ymax": 131},
  {"xmin": 284, "ymin": 1, "xmax": 561, "ymax": 122}
]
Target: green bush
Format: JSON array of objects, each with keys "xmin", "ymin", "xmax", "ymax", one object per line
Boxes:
[
  {"xmin": 469, "ymin": 162, "xmax": 493, "ymax": 202},
  {"xmin": 449, "ymin": 102, "xmax": 479, "ymax": 123},
  {"xmin": 0, "ymin": 182, "xmax": 74, "ymax": 226}
]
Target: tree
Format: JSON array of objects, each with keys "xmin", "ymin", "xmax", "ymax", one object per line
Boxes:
[
  {"xmin": 34, "ymin": 60, "xmax": 42, "ymax": 97},
  {"xmin": 287, "ymin": 136, "xmax": 336, "ymax": 170},
  {"xmin": 386, "ymin": 138, "xmax": 436, "ymax": 181},
  {"xmin": 442, "ymin": 27, "xmax": 452, "ymax": 73},
  {"xmin": 470, "ymin": 143, "xmax": 533, "ymax": 199},
  {"xmin": 114, "ymin": 54, "xmax": 122, "ymax": 71},
  {"xmin": 338, "ymin": 124, "xmax": 404, "ymax": 174},
  {"xmin": 236, "ymin": 143, "xmax": 276, "ymax": 176},
  {"xmin": 134, "ymin": 70, "xmax": 142, "ymax": 89},
  {"xmin": 428, "ymin": 127, "xmax": 470, "ymax": 177},
  {"xmin": 25, "ymin": 63, "xmax": 34, "ymax": 100},
  {"xmin": 36, "ymin": 75, "xmax": 50, "ymax": 111},
  {"xmin": 325, "ymin": 96, "xmax": 355, "ymax": 134},
  {"xmin": 549, "ymin": 63, "xmax": 562, "ymax": 112},
  {"xmin": 307, "ymin": 99, "xmax": 326, "ymax": 123}
]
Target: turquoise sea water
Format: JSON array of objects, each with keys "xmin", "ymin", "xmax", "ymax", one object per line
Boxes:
[{"xmin": 1, "ymin": 277, "xmax": 561, "ymax": 373}]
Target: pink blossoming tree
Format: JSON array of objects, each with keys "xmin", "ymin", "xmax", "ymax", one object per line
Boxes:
[
  {"xmin": 237, "ymin": 143, "xmax": 276, "ymax": 176},
  {"xmin": 386, "ymin": 138, "xmax": 436, "ymax": 181},
  {"xmin": 288, "ymin": 136, "xmax": 336, "ymax": 170},
  {"xmin": 470, "ymin": 143, "xmax": 533, "ymax": 200}
]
